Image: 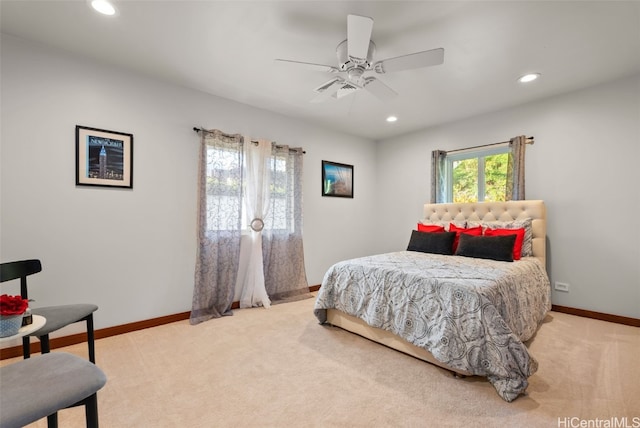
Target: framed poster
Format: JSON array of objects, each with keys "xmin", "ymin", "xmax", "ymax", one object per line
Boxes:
[
  {"xmin": 322, "ymin": 160, "xmax": 353, "ymax": 198},
  {"xmin": 76, "ymin": 125, "xmax": 133, "ymax": 188}
]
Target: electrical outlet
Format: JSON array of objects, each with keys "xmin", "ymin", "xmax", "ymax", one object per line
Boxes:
[{"xmin": 554, "ymin": 282, "xmax": 570, "ymax": 292}]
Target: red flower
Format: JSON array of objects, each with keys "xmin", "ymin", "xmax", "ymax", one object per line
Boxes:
[{"xmin": 0, "ymin": 294, "xmax": 28, "ymax": 316}]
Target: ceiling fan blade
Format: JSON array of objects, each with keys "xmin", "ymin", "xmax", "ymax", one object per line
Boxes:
[
  {"xmin": 275, "ymin": 59, "xmax": 340, "ymax": 73},
  {"xmin": 347, "ymin": 14, "xmax": 374, "ymax": 63},
  {"xmin": 363, "ymin": 77, "xmax": 397, "ymax": 102},
  {"xmin": 374, "ymin": 48, "xmax": 444, "ymax": 74}
]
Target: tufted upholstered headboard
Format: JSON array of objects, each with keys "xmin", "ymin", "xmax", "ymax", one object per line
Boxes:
[{"xmin": 422, "ymin": 200, "xmax": 546, "ymax": 267}]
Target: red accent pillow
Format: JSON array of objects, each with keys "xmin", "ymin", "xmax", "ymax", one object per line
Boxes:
[
  {"xmin": 484, "ymin": 227, "xmax": 525, "ymax": 260},
  {"xmin": 449, "ymin": 224, "xmax": 483, "ymax": 252},
  {"xmin": 417, "ymin": 223, "xmax": 445, "ymax": 233}
]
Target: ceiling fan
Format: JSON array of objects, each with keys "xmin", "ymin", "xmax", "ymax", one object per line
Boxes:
[{"xmin": 275, "ymin": 14, "xmax": 444, "ymax": 103}]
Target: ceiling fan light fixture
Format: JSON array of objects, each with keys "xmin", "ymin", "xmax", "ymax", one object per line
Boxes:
[
  {"xmin": 90, "ymin": 0, "xmax": 117, "ymax": 16},
  {"xmin": 347, "ymin": 67, "xmax": 366, "ymax": 85},
  {"xmin": 386, "ymin": 116, "xmax": 398, "ymax": 123},
  {"xmin": 518, "ymin": 73, "xmax": 541, "ymax": 83}
]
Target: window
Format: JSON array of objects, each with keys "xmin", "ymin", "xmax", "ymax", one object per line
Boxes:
[
  {"xmin": 193, "ymin": 130, "xmax": 308, "ymax": 322},
  {"xmin": 445, "ymin": 146, "xmax": 510, "ymax": 203},
  {"xmin": 204, "ymin": 141, "xmax": 302, "ymax": 233},
  {"xmin": 205, "ymin": 142, "xmax": 244, "ymax": 231},
  {"xmin": 264, "ymin": 152, "xmax": 296, "ymax": 232}
]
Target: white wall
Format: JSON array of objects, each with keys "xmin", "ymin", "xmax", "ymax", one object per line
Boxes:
[
  {"xmin": 2, "ymin": 34, "xmax": 638, "ymax": 352},
  {"xmin": 376, "ymin": 74, "xmax": 640, "ymax": 318},
  {"xmin": 0, "ymin": 35, "xmax": 379, "ymax": 344}
]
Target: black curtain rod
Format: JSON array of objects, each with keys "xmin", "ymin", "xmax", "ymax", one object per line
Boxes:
[
  {"xmin": 193, "ymin": 127, "xmax": 305, "ymax": 154},
  {"xmin": 445, "ymin": 136, "xmax": 534, "ymax": 155},
  {"xmin": 193, "ymin": 127, "xmax": 239, "ymax": 139}
]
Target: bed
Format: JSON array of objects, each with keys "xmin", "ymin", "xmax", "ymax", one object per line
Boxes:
[{"xmin": 314, "ymin": 200, "xmax": 551, "ymax": 402}]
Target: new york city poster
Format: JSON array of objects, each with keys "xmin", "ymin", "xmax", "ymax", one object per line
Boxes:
[{"xmin": 76, "ymin": 125, "xmax": 133, "ymax": 188}]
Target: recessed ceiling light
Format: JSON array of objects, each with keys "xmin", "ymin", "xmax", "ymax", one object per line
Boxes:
[
  {"xmin": 386, "ymin": 116, "xmax": 398, "ymax": 123},
  {"xmin": 91, "ymin": 0, "xmax": 116, "ymax": 16},
  {"xmin": 518, "ymin": 73, "xmax": 541, "ymax": 83}
]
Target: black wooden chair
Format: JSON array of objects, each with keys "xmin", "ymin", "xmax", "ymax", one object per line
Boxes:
[{"xmin": 0, "ymin": 259, "xmax": 98, "ymax": 363}]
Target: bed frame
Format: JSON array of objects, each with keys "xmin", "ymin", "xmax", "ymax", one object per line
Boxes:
[{"xmin": 325, "ymin": 200, "xmax": 547, "ymax": 376}]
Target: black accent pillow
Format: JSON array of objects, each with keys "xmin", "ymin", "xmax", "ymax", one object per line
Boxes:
[
  {"xmin": 455, "ymin": 233, "xmax": 516, "ymax": 262},
  {"xmin": 407, "ymin": 230, "xmax": 456, "ymax": 255}
]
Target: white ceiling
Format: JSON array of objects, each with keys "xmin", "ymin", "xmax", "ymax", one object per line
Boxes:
[{"xmin": 2, "ymin": 1, "xmax": 639, "ymax": 140}]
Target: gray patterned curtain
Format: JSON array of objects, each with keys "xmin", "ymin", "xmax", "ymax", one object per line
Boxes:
[
  {"xmin": 506, "ymin": 135, "xmax": 527, "ymax": 201},
  {"xmin": 190, "ymin": 130, "xmax": 244, "ymax": 324},
  {"xmin": 191, "ymin": 131, "xmax": 308, "ymax": 324},
  {"xmin": 262, "ymin": 145, "xmax": 309, "ymax": 302},
  {"xmin": 430, "ymin": 150, "xmax": 447, "ymax": 203}
]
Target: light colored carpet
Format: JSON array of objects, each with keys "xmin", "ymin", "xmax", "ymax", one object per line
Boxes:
[{"xmin": 4, "ymin": 295, "xmax": 639, "ymax": 427}]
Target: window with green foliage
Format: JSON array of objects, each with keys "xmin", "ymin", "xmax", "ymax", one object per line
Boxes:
[
  {"xmin": 205, "ymin": 144, "xmax": 300, "ymax": 232},
  {"xmin": 446, "ymin": 146, "xmax": 510, "ymax": 203}
]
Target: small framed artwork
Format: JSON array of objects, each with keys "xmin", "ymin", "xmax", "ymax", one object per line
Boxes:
[
  {"xmin": 76, "ymin": 125, "xmax": 133, "ymax": 189},
  {"xmin": 322, "ymin": 160, "xmax": 353, "ymax": 198}
]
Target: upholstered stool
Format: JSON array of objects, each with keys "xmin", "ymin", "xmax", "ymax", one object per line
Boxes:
[{"xmin": 0, "ymin": 352, "xmax": 107, "ymax": 428}]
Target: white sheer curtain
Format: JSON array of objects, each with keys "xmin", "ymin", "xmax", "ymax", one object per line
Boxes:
[
  {"xmin": 238, "ymin": 140, "xmax": 272, "ymax": 308},
  {"xmin": 190, "ymin": 130, "xmax": 244, "ymax": 324}
]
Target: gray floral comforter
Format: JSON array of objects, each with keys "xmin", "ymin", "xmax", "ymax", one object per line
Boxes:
[{"xmin": 313, "ymin": 251, "xmax": 551, "ymax": 402}]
